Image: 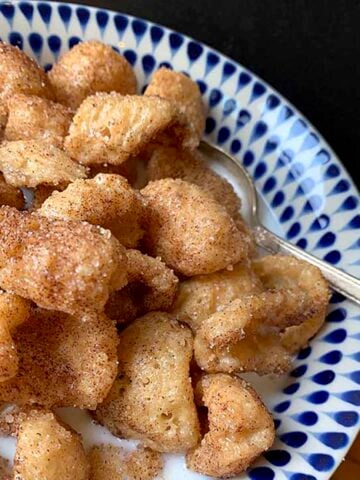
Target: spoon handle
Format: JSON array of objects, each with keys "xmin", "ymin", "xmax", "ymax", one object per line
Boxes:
[{"xmin": 253, "ymin": 224, "xmax": 360, "ymax": 306}]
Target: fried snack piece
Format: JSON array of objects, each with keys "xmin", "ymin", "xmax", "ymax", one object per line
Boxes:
[
  {"xmin": 49, "ymin": 40, "xmax": 137, "ymax": 109},
  {"xmin": 14, "ymin": 409, "xmax": 89, "ymax": 480},
  {"xmin": 195, "ymin": 255, "xmax": 330, "ymax": 375},
  {"xmin": 0, "ymin": 140, "xmax": 87, "ymax": 189},
  {"xmin": 147, "ymin": 146, "xmax": 240, "ymax": 219},
  {"xmin": 186, "ymin": 374, "xmax": 275, "ymax": 478},
  {"xmin": 0, "ymin": 309, "xmax": 118, "ymax": 409},
  {"xmin": 0, "ymin": 174, "xmax": 24, "ymax": 209},
  {"xmin": 4, "ymin": 94, "xmax": 72, "ymax": 147},
  {"xmin": 145, "ymin": 68, "xmax": 205, "ymax": 139},
  {"xmin": 39, "ymin": 174, "xmax": 144, "ymax": 248},
  {"xmin": 141, "ymin": 179, "xmax": 249, "ymax": 276},
  {"xmin": 172, "ymin": 262, "xmax": 263, "ymax": 331},
  {"xmin": 0, "ymin": 291, "xmax": 30, "ymax": 381},
  {"xmin": 96, "ymin": 312, "xmax": 199, "ymax": 452},
  {"xmin": 0, "ymin": 207, "xmax": 127, "ymax": 314},
  {"xmin": 89, "ymin": 445, "xmax": 162, "ymax": 480},
  {"xmin": 64, "ymin": 93, "xmax": 198, "ymax": 166},
  {"xmin": 0, "ymin": 42, "xmax": 54, "ymax": 102},
  {"xmin": 253, "ymin": 254, "xmax": 330, "ymax": 353}
]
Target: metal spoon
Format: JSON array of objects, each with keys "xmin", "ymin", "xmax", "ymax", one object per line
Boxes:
[{"xmin": 200, "ymin": 141, "xmax": 360, "ymax": 306}]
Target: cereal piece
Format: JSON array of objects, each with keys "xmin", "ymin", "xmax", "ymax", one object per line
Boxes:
[
  {"xmin": 4, "ymin": 94, "xmax": 72, "ymax": 147},
  {"xmin": 141, "ymin": 179, "xmax": 249, "ymax": 276},
  {"xmin": 0, "ymin": 174, "xmax": 24, "ymax": 209},
  {"xmin": 145, "ymin": 68, "xmax": 206, "ymax": 139},
  {"xmin": 89, "ymin": 444, "xmax": 162, "ymax": 480},
  {"xmin": 0, "ymin": 291, "xmax": 30, "ymax": 381},
  {"xmin": 0, "ymin": 207, "xmax": 127, "ymax": 314},
  {"xmin": 172, "ymin": 262, "xmax": 263, "ymax": 331},
  {"xmin": 96, "ymin": 312, "xmax": 199, "ymax": 452},
  {"xmin": 0, "ymin": 42, "xmax": 53, "ymax": 102},
  {"xmin": 0, "ymin": 140, "xmax": 87, "ymax": 188},
  {"xmin": 126, "ymin": 249, "xmax": 179, "ymax": 312},
  {"xmin": 147, "ymin": 146, "xmax": 241, "ymax": 219},
  {"xmin": 49, "ymin": 40, "xmax": 137, "ymax": 109},
  {"xmin": 253, "ymin": 254, "xmax": 330, "ymax": 353},
  {"xmin": 14, "ymin": 409, "xmax": 89, "ymax": 480},
  {"xmin": 39, "ymin": 174, "xmax": 144, "ymax": 248},
  {"xmin": 186, "ymin": 374, "xmax": 275, "ymax": 478},
  {"xmin": 64, "ymin": 93, "xmax": 198, "ymax": 166},
  {"xmin": 0, "ymin": 309, "xmax": 118, "ymax": 409}
]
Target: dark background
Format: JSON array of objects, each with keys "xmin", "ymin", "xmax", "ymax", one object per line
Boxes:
[{"xmin": 74, "ymin": 0, "xmax": 360, "ymax": 186}]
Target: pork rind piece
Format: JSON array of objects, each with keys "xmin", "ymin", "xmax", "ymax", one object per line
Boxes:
[
  {"xmin": 64, "ymin": 93, "xmax": 198, "ymax": 166},
  {"xmin": 14, "ymin": 410, "xmax": 89, "ymax": 480},
  {"xmin": 96, "ymin": 312, "xmax": 200, "ymax": 452},
  {"xmin": 147, "ymin": 146, "xmax": 241, "ymax": 219},
  {"xmin": 48, "ymin": 40, "xmax": 137, "ymax": 109},
  {"xmin": 172, "ymin": 262, "xmax": 263, "ymax": 331},
  {"xmin": 186, "ymin": 374, "xmax": 275, "ymax": 478},
  {"xmin": 0, "ymin": 207, "xmax": 127, "ymax": 314},
  {"xmin": 39, "ymin": 174, "xmax": 144, "ymax": 248},
  {"xmin": 0, "ymin": 174, "xmax": 24, "ymax": 209},
  {"xmin": 145, "ymin": 68, "xmax": 206, "ymax": 140},
  {"xmin": 141, "ymin": 179, "xmax": 249, "ymax": 276},
  {"xmin": 0, "ymin": 140, "xmax": 87, "ymax": 189},
  {"xmin": 4, "ymin": 94, "xmax": 72, "ymax": 147},
  {"xmin": 253, "ymin": 254, "xmax": 330, "ymax": 353},
  {"xmin": 88, "ymin": 158, "xmax": 138, "ymax": 185},
  {"xmin": 0, "ymin": 309, "xmax": 118, "ymax": 409},
  {"xmin": 0, "ymin": 42, "xmax": 54, "ymax": 102},
  {"xmin": 89, "ymin": 444, "xmax": 163, "ymax": 480},
  {"xmin": 0, "ymin": 291, "xmax": 30, "ymax": 381},
  {"xmin": 194, "ymin": 255, "xmax": 330, "ymax": 375},
  {"xmin": 0, "ymin": 455, "xmax": 11, "ymax": 479}
]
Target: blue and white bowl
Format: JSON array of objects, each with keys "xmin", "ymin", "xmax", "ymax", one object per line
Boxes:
[{"xmin": 0, "ymin": 2, "xmax": 359, "ymax": 479}]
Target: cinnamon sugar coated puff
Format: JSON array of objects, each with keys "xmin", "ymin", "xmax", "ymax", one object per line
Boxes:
[
  {"xmin": 141, "ymin": 179, "xmax": 249, "ymax": 276},
  {"xmin": 14, "ymin": 410, "xmax": 89, "ymax": 480},
  {"xmin": 0, "ymin": 310, "xmax": 118, "ymax": 409},
  {"xmin": 0, "ymin": 140, "xmax": 87, "ymax": 188},
  {"xmin": 0, "ymin": 291, "xmax": 30, "ymax": 381},
  {"xmin": 39, "ymin": 174, "xmax": 144, "ymax": 248},
  {"xmin": 147, "ymin": 146, "xmax": 242, "ymax": 220},
  {"xmin": 253, "ymin": 254, "xmax": 330, "ymax": 352},
  {"xmin": 145, "ymin": 68, "xmax": 206, "ymax": 140},
  {"xmin": 0, "ymin": 42, "xmax": 54, "ymax": 102},
  {"xmin": 89, "ymin": 445, "xmax": 162, "ymax": 480},
  {"xmin": 0, "ymin": 174, "xmax": 24, "ymax": 209},
  {"xmin": 96, "ymin": 312, "xmax": 200, "ymax": 452},
  {"xmin": 0, "ymin": 207, "xmax": 127, "ymax": 314},
  {"xmin": 4, "ymin": 94, "xmax": 72, "ymax": 147},
  {"xmin": 64, "ymin": 93, "xmax": 198, "ymax": 166},
  {"xmin": 48, "ymin": 40, "xmax": 137, "ymax": 109},
  {"xmin": 186, "ymin": 374, "xmax": 275, "ymax": 478},
  {"xmin": 172, "ymin": 262, "xmax": 263, "ymax": 331}
]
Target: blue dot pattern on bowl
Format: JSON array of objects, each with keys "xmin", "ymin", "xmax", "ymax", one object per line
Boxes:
[{"xmin": 0, "ymin": 3, "xmax": 359, "ymax": 479}]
